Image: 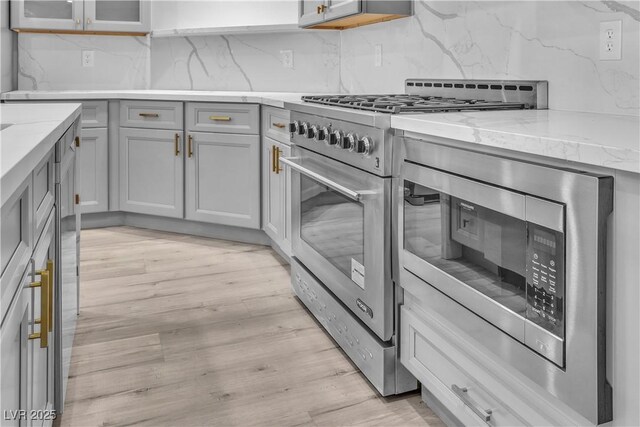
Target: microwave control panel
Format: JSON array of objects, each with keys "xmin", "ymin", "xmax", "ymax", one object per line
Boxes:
[{"xmin": 525, "ymin": 224, "xmax": 565, "ymax": 339}]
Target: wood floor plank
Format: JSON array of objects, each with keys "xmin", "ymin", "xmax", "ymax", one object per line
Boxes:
[{"xmin": 56, "ymin": 226, "xmax": 443, "ymax": 427}]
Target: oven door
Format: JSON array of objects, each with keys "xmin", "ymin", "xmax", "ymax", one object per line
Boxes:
[
  {"xmin": 401, "ymin": 161, "xmax": 566, "ymax": 366},
  {"xmin": 282, "ymin": 147, "xmax": 392, "ymax": 341}
]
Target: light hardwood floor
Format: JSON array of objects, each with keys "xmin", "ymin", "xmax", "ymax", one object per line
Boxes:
[{"xmin": 57, "ymin": 226, "xmax": 444, "ymax": 427}]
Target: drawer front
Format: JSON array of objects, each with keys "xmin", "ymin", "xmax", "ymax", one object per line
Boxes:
[
  {"xmin": 262, "ymin": 106, "xmax": 291, "ymax": 143},
  {"xmin": 120, "ymin": 101, "xmax": 183, "ymax": 130},
  {"xmin": 80, "ymin": 100, "xmax": 108, "ymax": 128},
  {"xmin": 1, "ymin": 178, "xmax": 32, "ymax": 326},
  {"xmin": 186, "ymin": 103, "xmax": 259, "ymax": 134},
  {"xmin": 400, "ymin": 305, "xmax": 526, "ymax": 427},
  {"xmin": 32, "ymin": 149, "xmax": 55, "ymax": 241},
  {"xmin": 55, "ymin": 120, "xmax": 79, "ymax": 164}
]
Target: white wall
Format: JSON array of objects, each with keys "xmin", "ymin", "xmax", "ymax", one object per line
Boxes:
[
  {"xmin": 0, "ymin": 0, "xmax": 16, "ymax": 93},
  {"xmin": 152, "ymin": 0, "xmax": 298, "ymax": 30}
]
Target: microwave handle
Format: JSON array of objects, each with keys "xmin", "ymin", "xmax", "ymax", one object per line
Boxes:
[{"xmin": 280, "ymin": 157, "xmax": 371, "ymax": 202}]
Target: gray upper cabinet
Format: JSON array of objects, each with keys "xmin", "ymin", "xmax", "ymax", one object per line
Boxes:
[
  {"xmin": 84, "ymin": 0, "xmax": 150, "ymax": 33},
  {"xmin": 11, "ymin": 0, "xmax": 84, "ymax": 31},
  {"xmin": 11, "ymin": 0, "xmax": 150, "ymax": 34},
  {"xmin": 299, "ymin": 0, "xmax": 412, "ymax": 30},
  {"xmin": 299, "ymin": 0, "xmax": 326, "ymax": 28},
  {"xmin": 119, "ymin": 128, "xmax": 185, "ymax": 219}
]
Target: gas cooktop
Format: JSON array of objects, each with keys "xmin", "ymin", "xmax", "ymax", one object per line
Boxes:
[
  {"xmin": 301, "ymin": 79, "xmax": 548, "ymax": 114},
  {"xmin": 301, "ymin": 94, "xmax": 529, "ymax": 114}
]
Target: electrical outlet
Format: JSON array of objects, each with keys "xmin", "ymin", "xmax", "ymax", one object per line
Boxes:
[
  {"xmin": 82, "ymin": 50, "xmax": 95, "ymax": 67},
  {"xmin": 374, "ymin": 44, "xmax": 382, "ymax": 67},
  {"xmin": 281, "ymin": 50, "xmax": 294, "ymax": 69},
  {"xmin": 600, "ymin": 20, "xmax": 622, "ymax": 60}
]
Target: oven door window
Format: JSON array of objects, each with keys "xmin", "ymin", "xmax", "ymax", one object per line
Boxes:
[
  {"xmin": 403, "ymin": 180, "xmax": 527, "ymax": 316},
  {"xmin": 300, "ymin": 174, "xmax": 365, "ymax": 287}
]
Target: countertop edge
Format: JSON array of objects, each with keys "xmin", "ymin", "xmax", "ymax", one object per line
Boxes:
[{"xmin": 1, "ymin": 104, "xmax": 82, "ymax": 207}]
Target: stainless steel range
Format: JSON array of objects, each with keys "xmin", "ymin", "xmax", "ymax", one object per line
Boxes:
[{"xmin": 282, "ymin": 79, "xmax": 548, "ymax": 396}]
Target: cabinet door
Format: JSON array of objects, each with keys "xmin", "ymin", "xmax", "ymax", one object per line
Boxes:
[
  {"xmin": 262, "ymin": 139, "xmax": 291, "ymax": 256},
  {"xmin": 31, "ymin": 215, "xmax": 55, "ymax": 427},
  {"xmin": 0, "ymin": 281, "xmax": 30, "ymax": 427},
  {"xmin": 263, "ymin": 141, "xmax": 284, "ymax": 242},
  {"xmin": 78, "ymin": 128, "xmax": 108, "ymax": 214},
  {"xmin": 119, "ymin": 128, "xmax": 184, "ymax": 219},
  {"xmin": 299, "ymin": 0, "xmax": 327, "ymax": 27},
  {"xmin": 84, "ymin": 0, "xmax": 150, "ymax": 33},
  {"xmin": 11, "ymin": 0, "xmax": 84, "ymax": 31},
  {"xmin": 186, "ymin": 132, "xmax": 260, "ymax": 229},
  {"xmin": 324, "ymin": 0, "xmax": 360, "ymax": 21}
]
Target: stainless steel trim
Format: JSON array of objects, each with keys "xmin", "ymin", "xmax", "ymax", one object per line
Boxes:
[
  {"xmin": 525, "ymin": 196, "xmax": 564, "ymax": 233},
  {"xmin": 281, "ymin": 156, "xmax": 373, "ymax": 201},
  {"xmin": 451, "ymin": 385, "xmax": 492, "ymax": 422},
  {"xmin": 403, "ymin": 162, "xmax": 526, "ymax": 220}
]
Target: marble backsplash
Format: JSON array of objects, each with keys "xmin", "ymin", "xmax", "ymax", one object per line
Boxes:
[
  {"xmin": 150, "ymin": 31, "xmax": 341, "ymax": 92},
  {"xmin": 340, "ymin": 1, "xmax": 640, "ymax": 115},
  {"xmin": 15, "ymin": 1, "xmax": 640, "ymax": 115},
  {"xmin": 18, "ymin": 33, "xmax": 150, "ymax": 90}
]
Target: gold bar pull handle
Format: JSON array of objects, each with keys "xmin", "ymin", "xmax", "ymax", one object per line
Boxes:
[
  {"xmin": 209, "ymin": 116, "xmax": 231, "ymax": 122},
  {"xmin": 139, "ymin": 112, "xmax": 160, "ymax": 118},
  {"xmin": 175, "ymin": 133, "xmax": 181, "ymax": 156},
  {"xmin": 275, "ymin": 146, "xmax": 283, "ymax": 174},
  {"xmin": 29, "ymin": 270, "xmax": 49, "ymax": 348},
  {"xmin": 188, "ymin": 135, "xmax": 194, "ymax": 158},
  {"xmin": 271, "ymin": 145, "xmax": 277, "ymax": 173},
  {"xmin": 272, "ymin": 122, "xmax": 286, "ymax": 129}
]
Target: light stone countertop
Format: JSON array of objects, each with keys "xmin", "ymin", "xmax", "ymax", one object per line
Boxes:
[
  {"xmin": 1, "ymin": 90, "xmax": 308, "ymax": 109},
  {"xmin": 1, "ymin": 103, "xmax": 81, "ymax": 206},
  {"xmin": 3, "ymin": 91, "xmax": 639, "ymax": 174},
  {"xmin": 392, "ymin": 110, "xmax": 640, "ymax": 174}
]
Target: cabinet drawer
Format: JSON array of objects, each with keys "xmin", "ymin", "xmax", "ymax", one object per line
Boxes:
[
  {"xmin": 400, "ymin": 305, "xmax": 526, "ymax": 427},
  {"xmin": 120, "ymin": 101, "xmax": 183, "ymax": 130},
  {"xmin": 186, "ymin": 102, "xmax": 259, "ymax": 134},
  {"xmin": 33, "ymin": 149, "xmax": 55, "ymax": 241},
  {"xmin": 81, "ymin": 100, "xmax": 108, "ymax": 128},
  {"xmin": 55, "ymin": 120, "xmax": 79, "ymax": 164},
  {"xmin": 1, "ymin": 178, "xmax": 32, "ymax": 326},
  {"xmin": 262, "ymin": 106, "xmax": 291, "ymax": 143}
]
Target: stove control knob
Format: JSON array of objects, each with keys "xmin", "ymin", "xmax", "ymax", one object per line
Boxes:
[
  {"xmin": 300, "ymin": 122, "xmax": 309, "ymax": 136},
  {"xmin": 307, "ymin": 125, "xmax": 318, "ymax": 139},
  {"xmin": 329, "ymin": 130, "xmax": 342, "ymax": 147},
  {"xmin": 344, "ymin": 133, "xmax": 357, "ymax": 152},
  {"xmin": 356, "ymin": 136, "xmax": 374, "ymax": 155},
  {"xmin": 289, "ymin": 121, "xmax": 299, "ymax": 134},
  {"xmin": 317, "ymin": 126, "xmax": 329, "ymax": 142}
]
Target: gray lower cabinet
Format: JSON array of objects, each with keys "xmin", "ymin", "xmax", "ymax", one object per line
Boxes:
[
  {"xmin": 262, "ymin": 138, "xmax": 291, "ymax": 255},
  {"xmin": 78, "ymin": 127, "xmax": 108, "ymax": 214},
  {"xmin": 185, "ymin": 132, "xmax": 260, "ymax": 228},
  {"xmin": 1, "ymin": 158, "xmax": 56, "ymax": 427},
  {"xmin": 119, "ymin": 128, "xmax": 184, "ymax": 219},
  {"xmin": 0, "ymin": 278, "xmax": 30, "ymax": 427}
]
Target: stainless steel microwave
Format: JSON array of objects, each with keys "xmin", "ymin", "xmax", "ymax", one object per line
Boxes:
[{"xmin": 398, "ymin": 137, "xmax": 613, "ymax": 424}]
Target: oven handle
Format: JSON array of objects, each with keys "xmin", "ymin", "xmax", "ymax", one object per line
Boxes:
[{"xmin": 280, "ymin": 157, "xmax": 371, "ymax": 202}]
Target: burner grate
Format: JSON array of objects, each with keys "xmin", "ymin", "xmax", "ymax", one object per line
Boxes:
[{"xmin": 301, "ymin": 94, "xmax": 528, "ymax": 114}]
